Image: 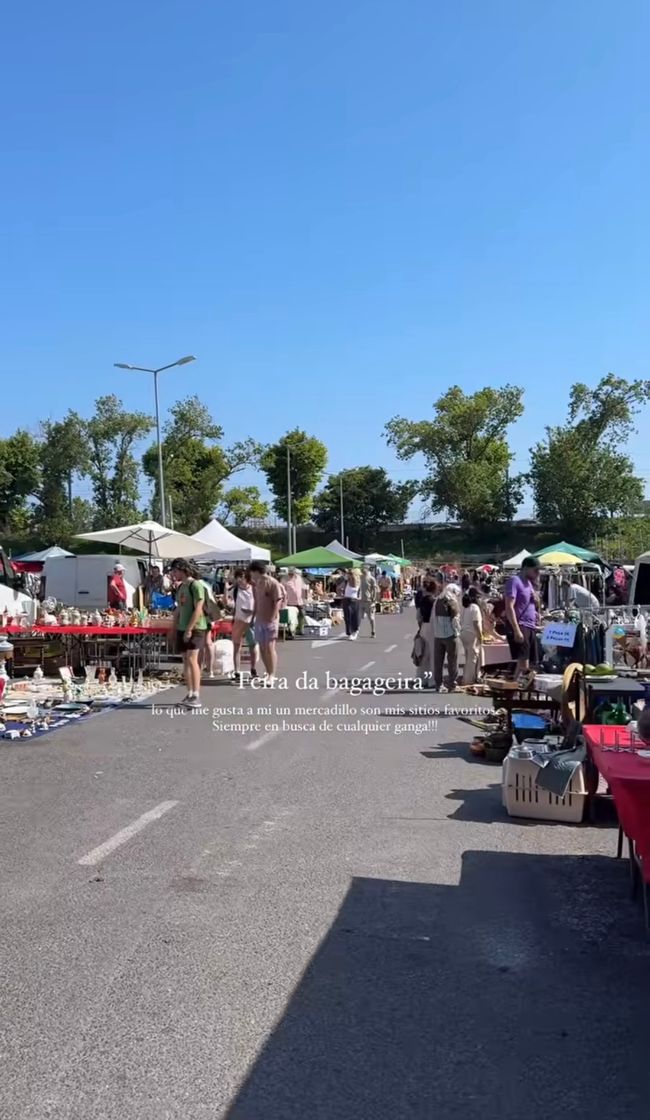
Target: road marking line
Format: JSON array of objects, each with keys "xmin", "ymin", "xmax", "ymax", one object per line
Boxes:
[
  {"xmin": 360, "ymin": 660, "xmax": 376, "ymax": 671},
  {"xmin": 77, "ymin": 800, "xmax": 178, "ymax": 866},
  {"xmin": 244, "ymin": 729, "xmax": 279, "ymax": 752},
  {"xmin": 384, "ymin": 644, "xmax": 398, "ymax": 653},
  {"xmin": 321, "ymin": 688, "xmax": 339, "ymax": 700}
]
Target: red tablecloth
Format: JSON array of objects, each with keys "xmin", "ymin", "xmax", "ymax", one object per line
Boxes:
[
  {"xmin": 5, "ymin": 624, "xmax": 165, "ymax": 636},
  {"xmin": 4, "ymin": 622, "xmax": 233, "ymax": 637},
  {"xmin": 584, "ymin": 724, "xmax": 650, "ymax": 881}
]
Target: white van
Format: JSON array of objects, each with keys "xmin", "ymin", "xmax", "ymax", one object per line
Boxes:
[{"xmin": 42, "ymin": 554, "xmax": 146, "ymax": 608}]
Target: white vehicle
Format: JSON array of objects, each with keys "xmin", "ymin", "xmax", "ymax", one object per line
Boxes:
[
  {"xmin": 0, "ymin": 550, "xmax": 37, "ymax": 623},
  {"xmin": 42, "ymin": 554, "xmax": 145, "ymax": 609}
]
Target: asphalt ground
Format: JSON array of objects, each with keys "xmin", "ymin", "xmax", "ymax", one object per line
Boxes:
[{"xmin": 1, "ymin": 606, "xmax": 649, "ymax": 1119}]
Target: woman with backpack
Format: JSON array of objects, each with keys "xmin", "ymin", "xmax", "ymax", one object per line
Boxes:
[{"xmin": 169, "ymin": 558, "xmax": 209, "ymax": 708}]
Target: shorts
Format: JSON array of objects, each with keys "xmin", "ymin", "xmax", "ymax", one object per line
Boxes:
[
  {"xmin": 506, "ymin": 625, "xmax": 535, "ymax": 661},
  {"xmin": 175, "ymin": 629, "xmax": 208, "ymax": 654},
  {"xmin": 255, "ymin": 621, "xmax": 279, "ymax": 645}
]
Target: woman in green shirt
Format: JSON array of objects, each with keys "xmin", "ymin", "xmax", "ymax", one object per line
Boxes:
[{"xmin": 169, "ymin": 558, "xmax": 209, "ymax": 708}]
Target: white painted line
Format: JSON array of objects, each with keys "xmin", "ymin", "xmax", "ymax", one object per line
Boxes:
[
  {"xmin": 360, "ymin": 660, "xmax": 376, "ymax": 671},
  {"xmin": 78, "ymin": 800, "xmax": 178, "ymax": 866},
  {"xmin": 384, "ymin": 644, "xmax": 398, "ymax": 653},
  {"xmin": 310, "ymin": 638, "xmax": 339, "ymax": 648},
  {"xmin": 321, "ymin": 688, "xmax": 339, "ymax": 700},
  {"xmin": 244, "ymin": 729, "xmax": 279, "ymax": 752}
]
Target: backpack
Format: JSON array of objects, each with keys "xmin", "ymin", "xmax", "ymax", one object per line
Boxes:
[{"xmin": 191, "ymin": 579, "xmax": 222, "ymax": 622}]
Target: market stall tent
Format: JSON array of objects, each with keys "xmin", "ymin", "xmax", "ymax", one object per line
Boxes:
[
  {"xmin": 16, "ymin": 545, "xmax": 74, "ymax": 562},
  {"xmin": 537, "ymin": 550, "xmax": 583, "ymax": 567},
  {"xmin": 325, "ymin": 540, "xmax": 362, "ymax": 560},
  {"xmin": 534, "ymin": 541, "xmax": 602, "ymax": 564},
  {"xmin": 275, "ymin": 546, "xmax": 361, "ymax": 569},
  {"xmin": 502, "ymin": 549, "xmax": 532, "ymax": 569},
  {"xmin": 190, "ymin": 519, "xmax": 271, "ymax": 563},
  {"xmin": 629, "ymin": 551, "xmax": 650, "ymax": 604}
]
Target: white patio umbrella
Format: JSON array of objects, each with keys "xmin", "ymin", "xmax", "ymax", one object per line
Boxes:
[{"xmin": 76, "ymin": 519, "xmax": 215, "ymax": 559}]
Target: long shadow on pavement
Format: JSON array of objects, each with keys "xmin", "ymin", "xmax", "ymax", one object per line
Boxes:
[{"xmin": 226, "ymin": 852, "xmax": 650, "ymax": 1120}]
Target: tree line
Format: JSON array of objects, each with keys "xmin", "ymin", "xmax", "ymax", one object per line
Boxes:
[{"xmin": 0, "ymin": 373, "xmax": 648, "ymax": 552}]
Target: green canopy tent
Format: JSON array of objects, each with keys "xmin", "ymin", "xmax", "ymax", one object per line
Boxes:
[
  {"xmin": 533, "ymin": 541, "xmax": 602, "ymax": 564},
  {"xmin": 275, "ymin": 546, "xmax": 362, "ymax": 569},
  {"xmin": 384, "ymin": 553, "xmax": 412, "ymax": 566}
]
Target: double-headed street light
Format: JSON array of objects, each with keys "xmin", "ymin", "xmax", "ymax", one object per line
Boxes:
[{"xmin": 114, "ymin": 355, "xmax": 196, "ymax": 526}]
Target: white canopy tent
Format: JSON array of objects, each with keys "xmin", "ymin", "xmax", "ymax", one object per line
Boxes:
[
  {"xmin": 364, "ymin": 552, "xmax": 390, "ymax": 563},
  {"xmin": 191, "ymin": 519, "xmax": 271, "ymax": 564},
  {"xmin": 630, "ymin": 550, "xmax": 650, "ymax": 605},
  {"xmin": 76, "ymin": 520, "xmax": 215, "ymax": 559},
  {"xmin": 502, "ymin": 548, "xmax": 533, "ymax": 569},
  {"xmin": 16, "ymin": 545, "xmax": 74, "ymax": 562},
  {"xmin": 326, "ymin": 539, "xmax": 362, "ymax": 560}
]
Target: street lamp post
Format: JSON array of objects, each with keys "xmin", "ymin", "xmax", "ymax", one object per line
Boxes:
[{"xmin": 114, "ymin": 355, "xmax": 196, "ymax": 526}]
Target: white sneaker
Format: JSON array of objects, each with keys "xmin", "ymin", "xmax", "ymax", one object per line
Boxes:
[{"xmin": 350, "ymin": 632, "xmax": 358, "ymax": 641}]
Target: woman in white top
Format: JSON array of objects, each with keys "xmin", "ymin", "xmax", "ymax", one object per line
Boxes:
[
  {"xmin": 230, "ymin": 569, "xmax": 258, "ymax": 677},
  {"xmin": 460, "ymin": 587, "xmax": 483, "ymax": 685},
  {"xmin": 342, "ymin": 569, "xmax": 361, "ymax": 640}
]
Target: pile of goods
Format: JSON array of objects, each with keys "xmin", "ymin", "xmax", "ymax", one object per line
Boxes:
[{"xmin": 0, "ymin": 662, "xmax": 180, "ymax": 742}]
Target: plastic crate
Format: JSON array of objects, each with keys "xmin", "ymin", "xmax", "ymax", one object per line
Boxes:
[
  {"xmin": 502, "ymin": 750, "xmax": 587, "ymax": 823},
  {"xmin": 303, "ymin": 625, "xmax": 331, "ymax": 638}
]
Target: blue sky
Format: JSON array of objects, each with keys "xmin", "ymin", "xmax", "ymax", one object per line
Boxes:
[{"xmin": 2, "ymin": 0, "xmax": 650, "ymax": 516}]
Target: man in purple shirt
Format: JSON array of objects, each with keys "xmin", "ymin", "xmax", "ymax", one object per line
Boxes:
[{"xmin": 504, "ymin": 556, "xmax": 540, "ymax": 682}]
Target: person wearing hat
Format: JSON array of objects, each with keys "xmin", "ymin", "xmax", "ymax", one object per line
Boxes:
[{"xmin": 108, "ymin": 563, "xmax": 128, "ymax": 610}]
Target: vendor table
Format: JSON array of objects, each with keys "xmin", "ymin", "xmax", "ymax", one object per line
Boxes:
[
  {"xmin": 5, "ymin": 621, "xmax": 233, "ymax": 675},
  {"xmin": 488, "ymin": 685, "xmax": 561, "ymax": 733},
  {"xmin": 584, "ymin": 724, "xmax": 650, "ymax": 928},
  {"xmin": 585, "ymin": 677, "xmax": 645, "ymax": 721},
  {"xmin": 482, "ymin": 641, "xmax": 511, "ymax": 668}
]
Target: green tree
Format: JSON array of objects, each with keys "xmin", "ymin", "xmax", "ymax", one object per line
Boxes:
[
  {"xmin": 143, "ymin": 396, "xmax": 262, "ymax": 533},
  {"xmin": 385, "ymin": 385, "xmax": 525, "ymax": 529},
  {"xmin": 261, "ymin": 429, "xmax": 328, "ymax": 524},
  {"xmin": 86, "ymin": 395, "xmax": 153, "ymax": 527},
  {"xmin": 33, "ymin": 413, "xmax": 93, "ymax": 542},
  {"xmin": 0, "ymin": 430, "xmax": 41, "ymax": 535},
  {"xmin": 529, "ymin": 373, "xmax": 650, "ymax": 536},
  {"xmin": 216, "ymin": 486, "xmax": 269, "ymax": 526},
  {"xmin": 314, "ymin": 467, "xmax": 417, "ymax": 549}
]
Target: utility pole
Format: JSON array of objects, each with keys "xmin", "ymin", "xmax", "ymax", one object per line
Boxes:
[
  {"xmin": 286, "ymin": 446, "xmax": 293, "ymax": 554},
  {"xmin": 505, "ymin": 466, "xmax": 512, "ymax": 524},
  {"xmin": 114, "ymin": 354, "xmax": 196, "ymax": 527},
  {"xmin": 339, "ymin": 474, "xmax": 345, "ymax": 545}
]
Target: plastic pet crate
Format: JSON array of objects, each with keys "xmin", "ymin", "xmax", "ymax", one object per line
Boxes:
[{"xmin": 502, "ymin": 750, "xmax": 587, "ymax": 823}]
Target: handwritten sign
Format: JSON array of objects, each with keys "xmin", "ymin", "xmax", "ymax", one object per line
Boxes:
[{"xmin": 541, "ymin": 622, "xmax": 577, "ymax": 649}]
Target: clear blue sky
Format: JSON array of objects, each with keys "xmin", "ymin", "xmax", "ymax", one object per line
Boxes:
[{"xmin": 2, "ymin": 0, "xmax": 650, "ymax": 515}]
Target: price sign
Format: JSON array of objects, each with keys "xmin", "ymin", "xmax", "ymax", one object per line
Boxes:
[{"xmin": 541, "ymin": 622, "xmax": 577, "ymax": 648}]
